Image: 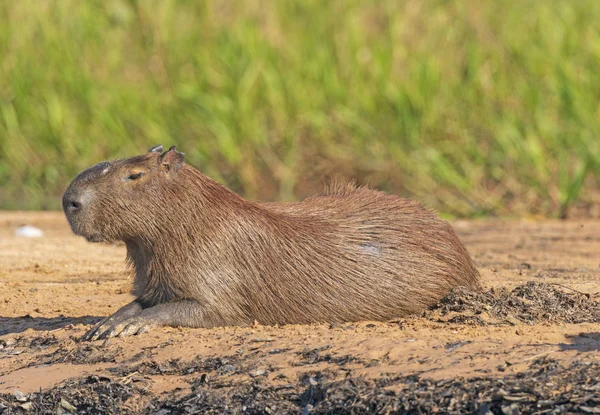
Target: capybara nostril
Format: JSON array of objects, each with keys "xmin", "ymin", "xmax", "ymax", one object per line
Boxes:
[
  {"xmin": 68, "ymin": 200, "xmax": 82, "ymax": 212},
  {"xmin": 64, "ymin": 198, "xmax": 82, "ymax": 214}
]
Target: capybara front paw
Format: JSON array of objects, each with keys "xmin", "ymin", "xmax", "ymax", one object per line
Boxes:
[{"xmin": 83, "ymin": 316, "xmax": 156, "ymax": 341}]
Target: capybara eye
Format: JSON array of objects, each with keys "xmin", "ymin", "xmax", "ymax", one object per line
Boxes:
[{"xmin": 126, "ymin": 172, "xmax": 144, "ymax": 181}]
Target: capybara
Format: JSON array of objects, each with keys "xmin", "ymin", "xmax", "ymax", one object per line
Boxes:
[{"xmin": 62, "ymin": 145, "xmax": 481, "ymax": 340}]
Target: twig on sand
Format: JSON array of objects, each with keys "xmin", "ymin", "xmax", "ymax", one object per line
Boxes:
[
  {"xmin": 119, "ymin": 371, "xmax": 140, "ymax": 385},
  {"xmin": 548, "ymin": 283, "xmax": 590, "ymax": 298}
]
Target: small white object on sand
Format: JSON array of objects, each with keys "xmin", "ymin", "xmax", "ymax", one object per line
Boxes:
[{"xmin": 15, "ymin": 225, "xmax": 44, "ymax": 238}]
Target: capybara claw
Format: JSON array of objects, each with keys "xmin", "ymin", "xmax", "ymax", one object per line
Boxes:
[
  {"xmin": 84, "ymin": 317, "xmax": 156, "ymax": 340},
  {"xmin": 118, "ymin": 319, "xmax": 155, "ymax": 337},
  {"xmin": 81, "ymin": 318, "xmax": 111, "ymax": 342}
]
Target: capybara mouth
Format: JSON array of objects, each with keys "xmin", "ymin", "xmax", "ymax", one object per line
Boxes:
[
  {"xmin": 65, "ymin": 220, "xmax": 105, "ymax": 243},
  {"xmin": 85, "ymin": 233, "xmax": 108, "ymax": 243},
  {"xmin": 77, "ymin": 226, "xmax": 107, "ymax": 243}
]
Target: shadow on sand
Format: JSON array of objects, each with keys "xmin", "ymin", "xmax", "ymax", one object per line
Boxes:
[
  {"xmin": 558, "ymin": 332, "xmax": 600, "ymax": 352},
  {"xmin": 0, "ymin": 315, "xmax": 100, "ymax": 336}
]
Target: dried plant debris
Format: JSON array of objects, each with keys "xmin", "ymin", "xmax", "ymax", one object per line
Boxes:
[
  {"xmin": 107, "ymin": 355, "xmax": 244, "ymax": 378},
  {"xmin": 296, "ymin": 358, "xmax": 600, "ymax": 415},
  {"xmin": 151, "ymin": 357, "xmax": 600, "ymax": 414},
  {"xmin": 0, "ymin": 375, "xmax": 148, "ymax": 414},
  {"xmin": 2, "ymin": 357, "xmax": 599, "ymax": 414},
  {"xmin": 295, "ymin": 345, "xmax": 367, "ymax": 366},
  {"xmin": 427, "ymin": 281, "xmax": 600, "ymax": 325},
  {"xmin": 0, "ymin": 334, "xmax": 58, "ymax": 355},
  {"xmin": 39, "ymin": 343, "xmax": 124, "ymax": 365}
]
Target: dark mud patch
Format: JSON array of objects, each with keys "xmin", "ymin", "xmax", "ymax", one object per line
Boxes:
[
  {"xmin": 3, "ymin": 357, "xmax": 598, "ymax": 414},
  {"xmin": 427, "ymin": 281, "xmax": 600, "ymax": 326}
]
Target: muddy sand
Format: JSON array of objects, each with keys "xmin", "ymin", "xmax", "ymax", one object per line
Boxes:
[{"xmin": 1, "ymin": 212, "xmax": 599, "ymax": 413}]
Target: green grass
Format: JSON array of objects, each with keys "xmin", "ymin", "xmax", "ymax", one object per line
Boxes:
[{"xmin": 1, "ymin": 0, "xmax": 599, "ymax": 216}]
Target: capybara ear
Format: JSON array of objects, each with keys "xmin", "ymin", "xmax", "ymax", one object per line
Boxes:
[
  {"xmin": 160, "ymin": 146, "xmax": 185, "ymax": 172},
  {"xmin": 148, "ymin": 144, "xmax": 164, "ymax": 153}
]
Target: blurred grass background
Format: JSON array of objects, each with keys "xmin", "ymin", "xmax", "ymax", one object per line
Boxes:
[{"xmin": 1, "ymin": 0, "xmax": 599, "ymax": 217}]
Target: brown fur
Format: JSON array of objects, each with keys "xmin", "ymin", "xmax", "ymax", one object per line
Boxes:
[{"xmin": 63, "ymin": 145, "xmax": 481, "ymax": 337}]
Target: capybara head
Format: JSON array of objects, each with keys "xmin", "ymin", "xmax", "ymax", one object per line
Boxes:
[{"xmin": 62, "ymin": 145, "xmax": 184, "ymax": 242}]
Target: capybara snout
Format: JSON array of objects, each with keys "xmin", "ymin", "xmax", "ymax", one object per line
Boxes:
[{"xmin": 63, "ymin": 161, "xmax": 109, "ymax": 213}]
